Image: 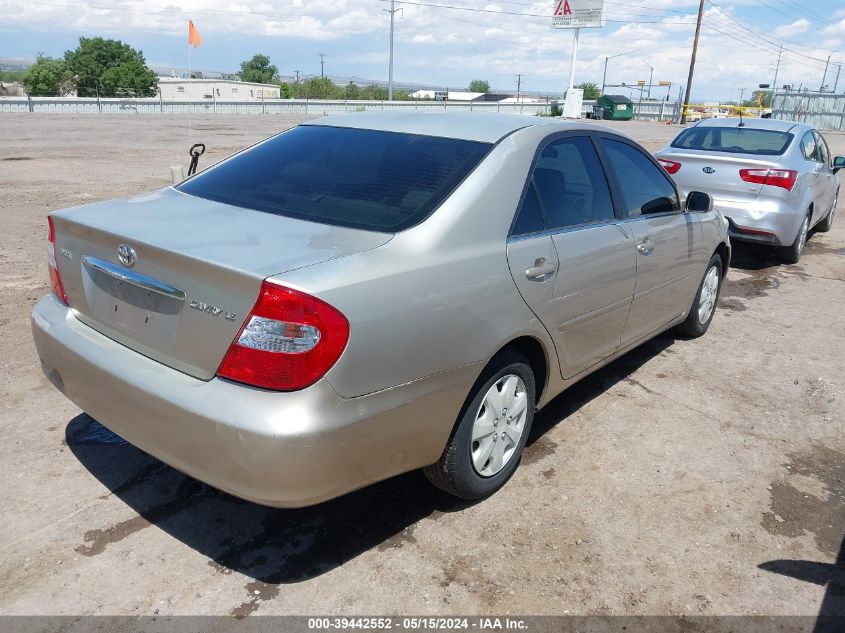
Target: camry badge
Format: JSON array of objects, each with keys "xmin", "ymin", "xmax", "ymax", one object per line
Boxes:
[
  {"xmin": 703, "ymin": 166, "xmax": 716, "ymax": 174},
  {"xmin": 117, "ymin": 244, "xmax": 137, "ymax": 268}
]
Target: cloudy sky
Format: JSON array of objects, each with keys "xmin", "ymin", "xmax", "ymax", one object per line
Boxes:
[{"xmin": 1, "ymin": 0, "xmax": 843, "ymax": 101}]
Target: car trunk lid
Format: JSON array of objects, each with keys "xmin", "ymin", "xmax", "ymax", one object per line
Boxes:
[
  {"xmin": 51, "ymin": 187, "xmax": 392, "ymax": 380},
  {"xmin": 659, "ymin": 148, "xmax": 779, "ymax": 201}
]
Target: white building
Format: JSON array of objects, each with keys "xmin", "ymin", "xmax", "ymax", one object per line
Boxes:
[
  {"xmin": 410, "ymin": 90, "xmax": 484, "ymax": 101},
  {"xmin": 156, "ymin": 77, "xmax": 280, "ymax": 100}
]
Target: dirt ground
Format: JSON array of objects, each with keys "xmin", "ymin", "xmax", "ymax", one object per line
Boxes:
[{"xmin": 1, "ymin": 114, "xmax": 844, "ymax": 618}]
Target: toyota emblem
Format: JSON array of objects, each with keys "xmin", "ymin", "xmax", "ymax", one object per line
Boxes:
[{"xmin": 117, "ymin": 244, "xmax": 137, "ymax": 268}]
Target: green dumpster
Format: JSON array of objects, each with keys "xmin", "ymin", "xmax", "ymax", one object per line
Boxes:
[{"xmin": 597, "ymin": 94, "xmax": 634, "ymax": 121}]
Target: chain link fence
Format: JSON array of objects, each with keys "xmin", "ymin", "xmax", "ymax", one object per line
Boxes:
[{"xmin": 772, "ymin": 92, "xmax": 845, "ymax": 131}]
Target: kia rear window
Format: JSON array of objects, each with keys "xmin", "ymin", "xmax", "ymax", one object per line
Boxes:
[
  {"xmin": 177, "ymin": 125, "xmax": 492, "ymax": 232},
  {"xmin": 671, "ymin": 127, "xmax": 793, "ymax": 156}
]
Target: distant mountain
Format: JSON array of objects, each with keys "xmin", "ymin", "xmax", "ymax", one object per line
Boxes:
[{"xmin": 0, "ymin": 57, "xmax": 33, "ymax": 71}]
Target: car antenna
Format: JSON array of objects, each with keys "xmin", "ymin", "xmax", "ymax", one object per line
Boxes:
[{"xmin": 737, "ymin": 105, "xmax": 745, "ymax": 128}]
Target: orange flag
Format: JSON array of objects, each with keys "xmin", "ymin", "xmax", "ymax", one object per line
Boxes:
[{"xmin": 188, "ymin": 20, "xmax": 202, "ymax": 47}]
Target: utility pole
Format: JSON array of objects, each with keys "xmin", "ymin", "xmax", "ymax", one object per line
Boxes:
[
  {"xmin": 318, "ymin": 53, "xmax": 326, "ymax": 79},
  {"xmin": 681, "ymin": 0, "xmax": 705, "ymax": 124},
  {"xmin": 383, "ymin": 0, "xmax": 401, "ymax": 100},
  {"xmin": 516, "ymin": 73, "xmax": 522, "ymax": 102},
  {"xmin": 834, "ymin": 64, "xmax": 842, "ymax": 94},
  {"xmin": 820, "ymin": 55, "xmax": 831, "ymax": 92},
  {"xmin": 738, "ymin": 87, "xmax": 745, "ymax": 106},
  {"xmin": 772, "ymin": 45, "xmax": 783, "ymax": 98}
]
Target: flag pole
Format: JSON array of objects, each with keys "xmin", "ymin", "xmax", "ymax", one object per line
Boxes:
[{"xmin": 187, "ymin": 33, "xmax": 192, "ymax": 147}]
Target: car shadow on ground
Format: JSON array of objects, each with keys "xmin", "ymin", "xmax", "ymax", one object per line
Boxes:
[
  {"xmin": 728, "ymin": 242, "xmax": 783, "ymax": 271},
  {"xmin": 759, "ymin": 534, "xmax": 845, "ymax": 630},
  {"xmin": 66, "ymin": 331, "xmax": 676, "ymax": 584}
]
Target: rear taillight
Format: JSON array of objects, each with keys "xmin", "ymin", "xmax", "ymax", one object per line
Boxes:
[
  {"xmin": 217, "ymin": 280, "xmax": 349, "ymax": 391},
  {"xmin": 658, "ymin": 158, "xmax": 681, "ymax": 174},
  {"xmin": 47, "ymin": 216, "xmax": 69, "ymax": 305},
  {"xmin": 739, "ymin": 168, "xmax": 797, "ymax": 191}
]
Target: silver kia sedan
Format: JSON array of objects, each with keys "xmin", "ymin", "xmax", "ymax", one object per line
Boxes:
[
  {"xmin": 656, "ymin": 118, "xmax": 842, "ymax": 263},
  {"xmin": 32, "ymin": 113, "xmax": 730, "ymax": 507}
]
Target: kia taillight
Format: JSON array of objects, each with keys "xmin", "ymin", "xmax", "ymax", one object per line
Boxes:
[
  {"xmin": 217, "ymin": 280, "xmax": 349, "ymax": 391},
  {"xmin": 47, "ymin": 216, "xmax": 69, "ymax": 305},
  {"xmin": 739, "ymin": 168, "xmax": 797, "ymax": 191},
  {"xmin": 658, "ymin": 158, "xmax": 681, "ymax": 174}
]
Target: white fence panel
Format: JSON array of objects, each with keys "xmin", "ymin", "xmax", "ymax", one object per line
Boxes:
[
  {"xmin": 772, "ymin": 92, "xmax": 845, "ymax": 131},
  {"xmin": 0, "ymin": 96, "xmax": 679, "ymax": 121}
]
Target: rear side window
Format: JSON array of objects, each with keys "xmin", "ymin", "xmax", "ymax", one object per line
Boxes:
[
  {"xmin": 178, "ymin": 125, "xmax": 492, "ymax": 232},
  {"xmin": 531, "ymin": 136, "xmax": 615, "ymax": 229},
  {"xmin": 800, "ymin": 131, "xmax": 820, "ymax": 162},
  {"xmin": 512, "ymin": 185, "xmax": 546, "ymax": 236},
  {"xmin": 671, "ymin": 126, "xmax": 793, "ymax": 156},
  {"xmin": 600, "ymin": 138, "xmax": 679, "ymax": 217}
]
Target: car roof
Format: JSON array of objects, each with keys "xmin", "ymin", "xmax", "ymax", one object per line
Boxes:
[
  {"xmin": 691, "ymin": 117, "xmax": 807, "ymax": 134},
  {"xmin": 301, "ymin": 111, "xmax": 627, "ymax": 144}
]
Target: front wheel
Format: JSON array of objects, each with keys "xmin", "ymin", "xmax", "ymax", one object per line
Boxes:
[
  {"xmin": 424, "ymin": 351, "xmax": 535, "ymax": 500},
  {"xmin": 779, "ymin": 214, "xmax": 810, "ymax": 264},
  {"xmin": 676, "ymin": 254, "xmax": 723, "ymax": 338}
]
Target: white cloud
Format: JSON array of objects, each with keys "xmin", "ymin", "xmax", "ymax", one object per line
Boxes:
[{"xmin": 774, "ymin": 18, "xmax": 810, "ymax": 37}]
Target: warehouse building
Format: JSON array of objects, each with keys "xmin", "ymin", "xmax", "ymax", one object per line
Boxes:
[{"xmin": 156, "ymin": 77, "xmax": 280, "ymax": 100}]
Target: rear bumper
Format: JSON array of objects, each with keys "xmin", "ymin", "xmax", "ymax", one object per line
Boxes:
[
  {"xmin": 32, "ymin": 294, "xmax": 478, "ymax": 507},
  {"xmin": 715, "ymin": 198, "xmax": 804, "ymax": 247}
]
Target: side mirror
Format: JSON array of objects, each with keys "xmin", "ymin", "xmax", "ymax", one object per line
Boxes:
[
  {"xmin": 686, "ymin": 191, "xmax": 714, "ymax": 213},
  {"xmin": 834, "ymin": 156, "xmax": 845, "ymax": 174}
]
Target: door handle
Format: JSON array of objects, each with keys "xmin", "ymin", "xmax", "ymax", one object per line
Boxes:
[
  {"xmin": 637, "ymin": 239, "xmax": 655, "ymax": 256},
  {"xmin": 525, "ymin": 258, "xmax": 557, "ymax": 281}
]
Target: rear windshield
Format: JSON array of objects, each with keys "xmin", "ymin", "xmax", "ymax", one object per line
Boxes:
[
  {"xmin": 670, "ymin": 126, "xmax": 793, "ymax": 156},
  {"xmin": 177, "ymin": 125, "xmax": 492, "ymax": 232}
]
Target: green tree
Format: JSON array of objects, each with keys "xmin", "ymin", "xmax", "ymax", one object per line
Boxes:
[
  {"xmin": 744, "ymin": 90, "xmax": 772, "ymax": 108},
  {"xmin": 22, "ymin": 55, "xmax": 72, "ymax": 96},
  {"xmin": 64, "ymin": 37, "xmax": 157, "ymax": 97},
  {"xmin": 279, "ymin": 82, "xmax": 292, "ymax": 98},
  {"xmin": 576, "ymin": 82, "xmax": 601, "ymax": 99},
  {"xmin": 302, "ymin": 77, "xmax": 341, "ymax": 99},
  {"xmin": 239, "ymin": 54, "xmax": 278, "ymax": 84},
  {"xmin": 468, "ymin": 79, "xmax": 490, "ymax": 93},
  {"xmin": 0, "ymin": 70, "xmax": 25, "ymax": 82},
  {"xmin": 345, "ymin": 81, "xmax": 360, "ymax": 99}
]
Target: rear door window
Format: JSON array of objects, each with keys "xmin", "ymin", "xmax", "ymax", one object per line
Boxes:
[
  {"xmin": 813, "ymin": 131, "xmax": 830, "ymax": 166},
  {"xmin": 178, "ymin": 125, "xmax": 492, "ymax": 232},
  {"xmin": 600, "ymin": 138, "xmax": 680, "ymax": 217},
  {"xmin": 530, "ymin": 136, "xmax": 615, "ymax": 230}
]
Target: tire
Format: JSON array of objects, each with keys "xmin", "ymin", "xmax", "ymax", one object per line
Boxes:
[
  {"xmin": 424, "ymin": 350, "xmax": 536, "ymax": 500},
  {"xmin": 676, "ymin": 254, "xmax": 723, "ymax": 338},
  {"xmin": 779, "ymin": 213, "xmax": 810, "ymax": 264},
  {"xmin": 817, "ymin": 197, "xmax": 837, "ymax": 233}
]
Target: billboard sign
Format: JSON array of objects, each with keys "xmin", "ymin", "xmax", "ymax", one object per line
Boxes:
[{"xmin": 552, "ymin": 0, "xmax": 605, "ymax": 29}]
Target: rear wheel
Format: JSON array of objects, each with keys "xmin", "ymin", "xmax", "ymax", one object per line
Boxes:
[
  {"xmin": 779, "ymin": 213, "xmax": 810, "ymax": 264},
  {"xmin": 676, "ymin": 254, "xmax": 722, "ymax": 338},
  {"xmin": 817, "ymin": 197, "xmax": 837, "ymax": 233},
  {"xmin": 424, "ymin": 351, "xmax": 535, "ymax": 500}
]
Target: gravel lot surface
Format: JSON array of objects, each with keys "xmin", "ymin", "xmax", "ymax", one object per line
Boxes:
[{"xmin": 1, "ymin": 114, "xmax": 843, "ymax": 617}]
